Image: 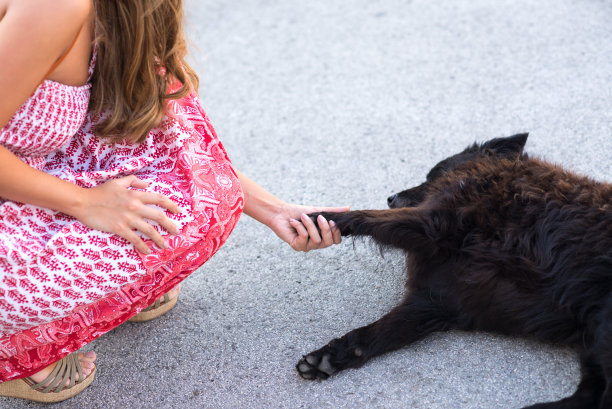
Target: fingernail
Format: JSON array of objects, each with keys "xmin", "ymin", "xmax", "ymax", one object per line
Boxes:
[
  {"xmin": 329, "ymin": 220, "xmax": 336, "ymax": 227},
  {"xmin": 289, "ymin": 218, "xmax": 297, "ymax": 223},
  {"xmin": 144, "ymin": 248, "xmax": 151, "ymax": 255},
  {"xmin": 163, "ymin": 241, "xmax": 169, "ymax": 249},
  {"xmin": 84, "ymin": 351, "xmax": 96, "ymax": 359}
]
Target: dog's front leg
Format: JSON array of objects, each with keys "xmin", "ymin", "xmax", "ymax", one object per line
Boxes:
[
  {"xmin": 310, "ymin": 208, "xmax": 449, "ymax": 251},
  {"xmin": 296, "ymin": 291, "xmax": 455, "ymax": 380}
]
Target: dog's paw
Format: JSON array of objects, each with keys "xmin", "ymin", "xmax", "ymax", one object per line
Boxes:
[
  {"xmin": 296, "ymin": 351, "xmax": 338, "ymax": 380},
  {"xmin": 306, "ymin": 211, "xmax": 353, "ymax": 236}
]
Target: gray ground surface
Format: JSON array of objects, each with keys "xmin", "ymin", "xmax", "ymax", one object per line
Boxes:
[{"xmin": 3, "ymin": 0, "xmax": 612, "ymax": 408}]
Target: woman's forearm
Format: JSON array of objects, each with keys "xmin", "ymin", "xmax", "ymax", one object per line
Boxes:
[
  {"xmin": 0, "ymin": 145, "xmax": 180, "ymax": 253},
  {"xmin": 0, "ymin": 145, "xmax": 85, "ymax": 215},
  {"xmin": 233, "ymin": 167, "xmax": 286, "ymax": 227},
  {"xmin": 233, "ymin": 166, "xmax": 347, "ymax": 252}
]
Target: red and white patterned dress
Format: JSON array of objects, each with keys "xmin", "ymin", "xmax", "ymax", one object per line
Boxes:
[{"xmin": 0, "ymin": 50, "xmax": 244, "ymax": 382}]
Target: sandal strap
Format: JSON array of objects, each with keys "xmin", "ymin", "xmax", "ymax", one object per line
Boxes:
[
  {"xmin": 27, "ymin": 353, "xmax": 84, "ymax": 393},
  {"xmin": 141, "ymin": 292, "xmax": 171, "ymax": 312}
]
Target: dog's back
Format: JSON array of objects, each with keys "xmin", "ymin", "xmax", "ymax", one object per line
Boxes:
[{"xmin": 410, "ymin": 149, "xmax": 612, "ymax": 343}]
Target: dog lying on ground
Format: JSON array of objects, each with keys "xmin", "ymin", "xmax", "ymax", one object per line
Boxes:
[{"xmin": 296, "ymin": 134, "xmax": 612, "ymax": 409}]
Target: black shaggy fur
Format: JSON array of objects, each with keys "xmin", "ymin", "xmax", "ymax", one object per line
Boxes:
[{"xmin": 296, "ymin": 134, "xmax": 612, "ymax": 409}]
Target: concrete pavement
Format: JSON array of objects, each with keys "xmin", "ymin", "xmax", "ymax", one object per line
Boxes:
[{"xmin": 3, "ymin": 0, "xmax": 611, "ymax": 408}]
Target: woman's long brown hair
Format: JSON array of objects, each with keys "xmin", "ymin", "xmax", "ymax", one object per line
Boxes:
[{"xmin": 90, "ymin": 0, "xmax": 199, "ymax": 143}]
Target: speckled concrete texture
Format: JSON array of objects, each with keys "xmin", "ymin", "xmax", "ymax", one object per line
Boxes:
[{"xmin": 3, "ymin": 0, "xmax": 611, "ymax": 408}]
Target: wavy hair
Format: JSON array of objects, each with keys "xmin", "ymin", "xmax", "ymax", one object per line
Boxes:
[{"xmin": 90, "ymin": 0, "xmax": 199, "ymax": 142}]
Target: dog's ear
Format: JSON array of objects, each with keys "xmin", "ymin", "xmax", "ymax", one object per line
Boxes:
[{"xmin": 481, "ymin": 133, "xmax": 528, "ymax": 157}]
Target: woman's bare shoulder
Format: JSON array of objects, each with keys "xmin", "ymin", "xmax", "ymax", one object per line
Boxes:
[
  {"xmin": 5, "ymin": 0, "xmax": 91, "ymax": 26},
  {"xmin": 0, "ymin": 0, "xmax": 92, "ymax": 128}
]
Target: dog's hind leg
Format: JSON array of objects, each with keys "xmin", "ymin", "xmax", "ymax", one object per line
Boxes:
[
  {"xmin": 522, "ymin": 301, "xmax": 612, "ymax": 409},
  {"xmin": 520, "ymin": 352, "xmax": 604, "ymax": 409},
  {"xmin": 296, "ymin": 291, "xmax": 455, "ymax": 380},
  {"xmin": 588, "ymin": 317, "xmax": 612, "ymax": 409}
]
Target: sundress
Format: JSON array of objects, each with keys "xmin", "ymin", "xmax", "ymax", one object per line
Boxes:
[{"xmin": 0, "ymin": 47, "xmax": 244, "ymax": 382}]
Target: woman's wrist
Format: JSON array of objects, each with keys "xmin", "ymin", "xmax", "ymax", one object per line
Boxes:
[
  {"xmin": 234, "ymin": 167, "xmax": 287, "ymax": 227},
  {"xmin": 243, "ymin": 194, "xmax": 287, "ymax": 228},
  {"xmin": 60, "ymin": 184, "xmax": 88, "ymax": 219}
]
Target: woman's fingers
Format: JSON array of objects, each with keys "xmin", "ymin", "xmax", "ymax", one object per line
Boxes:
[
  {"xmin": 76, "ymin": 177, "xmax": 184, "ymax": 255},
  {"xmin": 289, "ymin": 218, "xmax": 309, "ymax": 251},
  {"xmin": 131, "ymin": 219, "xmax": 168, "ymax": 250},
  {"xmin": 137, "ymin": 201, "xmax": 180, "ymax": 235},
  {"xmin": 117, "ymin": 175, "xmax": 180, "ymax": 214},
  {"xmin": 124, "ymin": 175, "xmax": 149, "ymax": 189},
  {"xmin": 114, "ymin": 178, "xmax": 180, "ymax": 249},
  {"xmin": 316, "ymin": 215, "xmax": 334, "ymax": 247},
  {"xmin": 125, "ymin": 180, "xmax": 181, "ymax": 236},
  {"xmin": 138, "ymin": 191, "xmax": 180, "ymax": 214},
  {"xmin": 138, "ymin": 193, "xmax": 179, "ymax": 235},
  {"xmin": 287, "ymin": 214, "xmax": 343, "ymax": 251},
  {"xmin": 121, "ymin": 228, "xmax": 151, "ymax": 254},
  {"xmin": 300, "ymin": 213, "xmax": 322, "ymax": 250}
]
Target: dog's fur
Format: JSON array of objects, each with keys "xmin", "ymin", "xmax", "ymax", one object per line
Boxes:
[{"xmin": 296, "ymin": 134, "xmax": 612, "ymax": 409}]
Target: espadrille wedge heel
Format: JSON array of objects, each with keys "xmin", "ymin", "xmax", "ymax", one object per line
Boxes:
[{"xmin": 0, "ymin": 353, "xmax": 96, "ymax": 403}]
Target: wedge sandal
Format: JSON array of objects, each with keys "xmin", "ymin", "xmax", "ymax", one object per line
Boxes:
[
  {"xmin": 128, "ymin": 292, "xmax": 178, "ymax": 322},
  {"xmin": 0, "ymin": 353, "xmax": 96, "ymax": 403}
]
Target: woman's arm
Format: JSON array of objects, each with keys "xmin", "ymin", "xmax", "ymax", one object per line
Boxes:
[
  {"xmin": 0, "ymin": 0, "xmax": 92, "ymax": 213},
  {"xmin": 0, "ymin": 145, "xmax": 85, "ymax": 214},
  {"xmin": 234, "ymin": 168, "xmax": 349, "ymax": 252},
  {"xmin": 0, "ymin": 145, "xmax": 179, "ymax": 254}
]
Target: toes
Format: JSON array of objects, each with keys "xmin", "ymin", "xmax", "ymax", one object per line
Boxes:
[
  {"xmin": 297, "ymin": 362, "xmax": 317, "ymax": 380},
  {"xmin": 81, "ymin": 360, "xmax": 94, "ymax": 369},
  {"xmin": 81, "ymin": 362, "xmax": 94, "ymax": 377},
  {"xmin": 296, "ymin": 352, "xmax": 337, "ymax": 380},
  {"xmin": 79, "ymin": 351, "xmax": 97, "ymax": 378}
]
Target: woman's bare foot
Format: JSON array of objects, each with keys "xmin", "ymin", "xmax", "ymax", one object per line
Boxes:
[{"xmin": 28, "ymin": 351, "xmax": 96, "ymax": 388}]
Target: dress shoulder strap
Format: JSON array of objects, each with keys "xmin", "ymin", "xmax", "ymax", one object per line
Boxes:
[{"xmin": 86, "ymin": 41, "xmax": 98, "ymax": 82}]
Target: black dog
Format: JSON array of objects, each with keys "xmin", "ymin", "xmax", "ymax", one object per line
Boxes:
[{"xmin": 296, "ymin": 134, "xmax": 612, "ymax": 409}]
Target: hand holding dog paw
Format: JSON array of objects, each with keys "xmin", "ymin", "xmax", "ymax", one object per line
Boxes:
[{"xmin": 270, "ymin": 204, "xmax": 349, "ymax": 252}]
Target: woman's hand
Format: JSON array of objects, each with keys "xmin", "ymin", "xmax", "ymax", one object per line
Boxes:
[
  {"xmin": 268, "ymin": 204, "xmax": 350, "ymax": 252},
  {"xmin": 71, "ymin": 175, "xmax": 180, "ymax": 254},
  {"xmin": 232, "ymin": 167, "xmax": 350, "ymax": 252}
]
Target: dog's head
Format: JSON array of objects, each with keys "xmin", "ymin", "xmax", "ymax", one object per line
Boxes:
[{"xmin": 387, "ymin": 133, "xmax": 528, "ymax": 208}]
